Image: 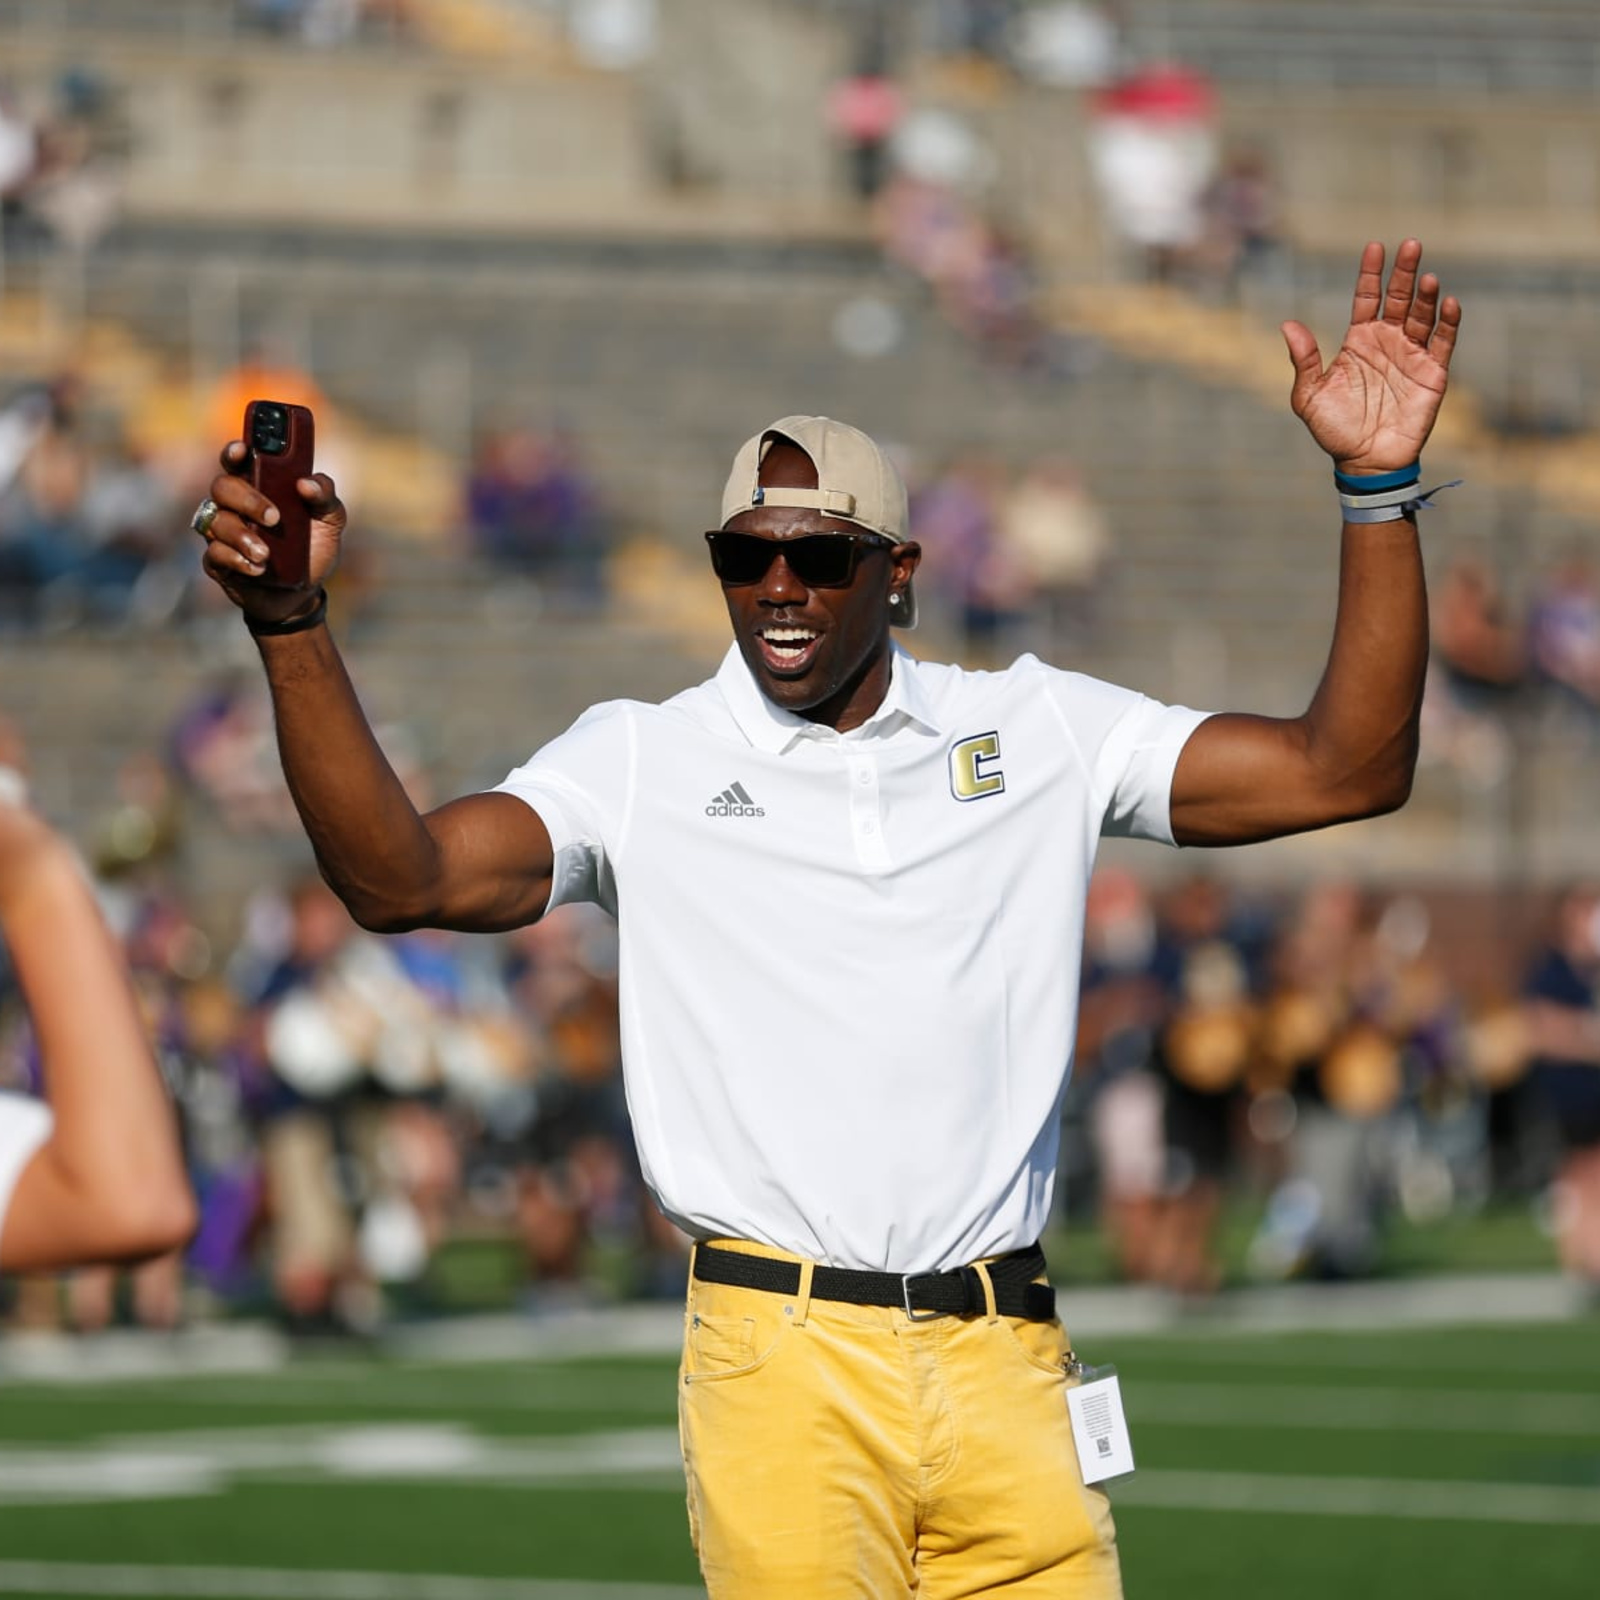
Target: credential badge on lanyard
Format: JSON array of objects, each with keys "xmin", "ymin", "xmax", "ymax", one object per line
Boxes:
[{"xmin": 1064, "ymin": 1351, "xmax": 1136, "ymax": 1484}]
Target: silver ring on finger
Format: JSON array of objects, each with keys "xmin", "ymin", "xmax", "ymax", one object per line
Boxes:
[{"xmin": 190, "ymin": 497, "xmax": 220, "ymax": 539}]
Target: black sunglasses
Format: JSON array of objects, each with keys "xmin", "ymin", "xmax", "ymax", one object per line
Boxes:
[{"xmin": 704, "ymin": 530, "xmax": 898, "ymax": 588}]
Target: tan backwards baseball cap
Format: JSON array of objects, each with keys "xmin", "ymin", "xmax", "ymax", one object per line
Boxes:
[{"xmin": 720, "ymin": 415, "xmax": 916, "ymax": 627}]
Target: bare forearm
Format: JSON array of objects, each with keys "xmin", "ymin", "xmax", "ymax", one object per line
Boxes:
[
  {"xmin": 1300, "ymin": 516, "xmax": 1428, "ymax": 804},
  {"xmin": 0, "ymin": 833, "xmax": 193, "ymax": 1265},
  {"xmin": 1171, "ymin": 516, "xmax": 1426, "ymax": 845},
  {"xmin": 256, "ymin": 625, "xmax": 443, "ymax": 928}
]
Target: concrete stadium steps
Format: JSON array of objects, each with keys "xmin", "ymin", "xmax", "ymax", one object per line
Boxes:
[
  {"xmin": 0, "ymin": 0, "xmax": 428, "ymax": 48},
  {"xmin": 1118, "ymin": 0, "xmax": 1600, "ymax": 91},
  {"xmin": 0, "ymin": 0, "xmax": 237, "ymax": 38},
  {"xmin": 22, "ymin": 219, "xmax": 1599, "ymax": 706}
]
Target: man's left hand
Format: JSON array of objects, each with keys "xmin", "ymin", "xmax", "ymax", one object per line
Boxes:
[{"xmin": 1281, "ymin": 238, "xmax": 1462, "ymax": 475}]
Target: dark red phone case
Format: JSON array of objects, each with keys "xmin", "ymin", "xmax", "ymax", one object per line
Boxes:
[{"xmin": 244, "ymin": 399, "xmax": 315, "ymax": 588}]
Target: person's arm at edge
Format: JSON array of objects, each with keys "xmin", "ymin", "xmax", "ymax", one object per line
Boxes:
[
  {"xmin": 199, "ymin": 448, "xmax": 555, "ymax": 934},
  {"xmin": 1168, "ymin": 239, "xmax": 1461, "ymax": 847},
  {"xmin": 0, "ymin": 815, "xmax": 197, "ymax": 1272}
]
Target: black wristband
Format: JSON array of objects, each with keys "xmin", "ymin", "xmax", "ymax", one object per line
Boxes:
[{"xmin": 245, "ymin": 588, "xmax": 327, "ymax": 638}]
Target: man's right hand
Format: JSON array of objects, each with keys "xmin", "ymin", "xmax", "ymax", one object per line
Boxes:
[{"xmin": 196, "ymin": 440, "xmax": 347, "ymax": 627}]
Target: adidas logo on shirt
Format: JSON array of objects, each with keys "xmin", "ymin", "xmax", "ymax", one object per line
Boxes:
[{"xmin": 706, "ymin": 781, "xmax": 765, "ymax": 818}]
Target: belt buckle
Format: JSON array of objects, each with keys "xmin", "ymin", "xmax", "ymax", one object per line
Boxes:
[{"xmin": 901, "ymin": 1270, "xmax": 946, "ymax": 1322}]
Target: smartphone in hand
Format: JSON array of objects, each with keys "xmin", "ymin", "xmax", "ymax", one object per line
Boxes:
[{"xmin": 244, "ymin": 399, "xmax": 315, "ymax": 588}]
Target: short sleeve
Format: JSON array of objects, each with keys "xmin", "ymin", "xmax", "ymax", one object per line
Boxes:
[
  {"xmin": 0, "ymin": 1093, "xmax": 53, "ymax": 1265},
  {"xmin": 1037, "ymin": 661, "xmax": 1211, "ymax": 845},
  {"xmin": 491, "ymin": 701, "xmax": 637, "ymax": 916}
]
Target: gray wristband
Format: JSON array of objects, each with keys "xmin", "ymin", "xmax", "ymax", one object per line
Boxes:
[{"xmin": 1338, "ymin": 479, "xmax": 1463, "ymax": 524}]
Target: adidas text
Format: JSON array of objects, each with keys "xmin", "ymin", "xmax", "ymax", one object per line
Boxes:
[{"xmin": 707, "ymin": 781, "xmax": 764, "ymax": 818}]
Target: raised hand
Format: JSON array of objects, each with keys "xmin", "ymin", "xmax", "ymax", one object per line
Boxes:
[
  {"xmin": 194, "ymin": 441, "xmax": 346, "ymax": 625},
  {"xmin": 1281, "ymin": 239, "xmax": 1461, "ymax": 475}
]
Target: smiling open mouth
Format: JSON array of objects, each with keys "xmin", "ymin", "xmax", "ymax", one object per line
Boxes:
[{"xmin": 758, "ymin": 626, "xmax": 821, "ymax": 672}]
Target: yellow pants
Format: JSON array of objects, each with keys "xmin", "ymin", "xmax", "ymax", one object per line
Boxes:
[{"xmin": 678, "ymin": 1241, "xmax": 1122, "ymax": 1599}]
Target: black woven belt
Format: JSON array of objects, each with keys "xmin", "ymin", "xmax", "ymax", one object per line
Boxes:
[{"xmin": 692, "ymin": 1243, "xmax": 1056, "ymax": 1323}]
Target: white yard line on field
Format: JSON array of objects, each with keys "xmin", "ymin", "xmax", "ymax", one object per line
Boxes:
[
  {"xmin": 12, "ymin": 1372, "xmax": 1595, "ymax": 1441},
  {"xmin": 1116, "ymin": 1334, "xmax": 1600, "ymax": 1375},
  {"xmin": 0, "ymin": 1426, "xmax": 688, "ymax": 1505},
  {"xmin": 0, "ymin": 1565, "xmax": 704, "ymax": 1600},
  {"xmin": 1115, "ymin": 1471, "xmax": 1600, "ymax": 1526},
  {"xmin": 2, "ymin": 1421, "xmax": 1597, "ymax": 1525},
  {"xmin": 4, "ymin": 1373, "xmax": 675, "ymax": 1417},
  {"xmin": 1131, "ymin": 1381, "xmax": 1600, "ymax": 1436}
]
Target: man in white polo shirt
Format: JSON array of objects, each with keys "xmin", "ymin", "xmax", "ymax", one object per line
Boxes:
[{"xmin": 194, "ymin": 239, "xmax": 1459, "ymax": 1597}]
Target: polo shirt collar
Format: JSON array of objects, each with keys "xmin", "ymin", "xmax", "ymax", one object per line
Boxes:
[{"xmin": 715, "ymin": 643, "xmax": 943, "ymax": 753}]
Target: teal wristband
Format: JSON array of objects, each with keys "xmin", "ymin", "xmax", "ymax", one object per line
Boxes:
[{"xmin": 1334, "ymin": 461, "xmax": 1420, "ymax": 493}]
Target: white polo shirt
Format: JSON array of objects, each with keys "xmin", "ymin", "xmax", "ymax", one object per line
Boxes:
[
  {"xmin": 496, "ymin": 644, "xmax": 1208, "ymax": 1272},
  {"xmin": 0, "ymin": 1092, "xmax": 53, "ymax": 1265}
]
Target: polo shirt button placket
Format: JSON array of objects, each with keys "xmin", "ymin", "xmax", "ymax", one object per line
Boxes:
[{"xmin": 847, "ymin": 755, "xmax": 889, "ymax": 869}]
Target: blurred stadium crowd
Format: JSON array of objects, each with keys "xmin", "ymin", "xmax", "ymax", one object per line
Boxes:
[
  {"xmin": 3, "ymin": 0, "xmax": 1600, "ymax": 1332},
  {"xmin": 3, "ymin": 728, "xmax": 1599, "ymax": 1334}
]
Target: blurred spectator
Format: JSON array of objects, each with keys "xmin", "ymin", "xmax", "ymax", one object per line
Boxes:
[
  {"xmin": 239, "ymin": 876, "xmax": 472, "ymax": 1332},
  {"xmin": 0, "ymin": 376, "xmax": 193, "ymax": 628},
  {"xmin": 499, "ymin": 906, "xmax": 645, "ymax": 1306},
  {"xmin": 0, "ymin": 81, "xmax": 37, "ymax": 212},
  {"xmin": 826, "ymin": 59, "xmax": 904, "ymax": 202},
  {"xmin": 1527, "ymin": 552, "xmax": 1600, "ymax": 727},
  {"xmin": 64, "ymin": 886, "xmax": 214, "ymax": 1334},
  {"xmin": 1088, "ymin": 63, "xmax": 1219, "ymax": 283},
  {"xmin": 464, "ymin": 425, "xmax": 608, "ymax": 605},
  {"xmin": 1150, "ymin": 874, "xmax": 1260, "ymax": 1295},
  {"xmin": 1197, "ymin": 145, "xmax": 1283, "ymax": 297},
  {"xmin": 167, "ymin": 671, "xmax": 295, "ymax": 832},
  {"xmin": 997, "ymin": 456, "xmax": 1109, "ymax": 649},
  {"xmin": 0, "ymin": 386, "xmax": 51, "ymax": 604},
  {"xmin": 1522, "ymin": 886, "xmax": 1600, "ymax": 1287},
  {"xmin": 1421, "ymin": 554, "xmax": 1525, "ymax": 786},
  {"xmin": 0, "ymin": 68, "xmax": 131, "ymax": 265},
  {"xmin": 1010, "ymin": 2, "xmax": 1118, "ymax": 89},
  {"xmin": 570, "ymin": 0, "xmax": 659, "ymax": 72},
  {"xmin": 1250, "ymin": 882, "xmax": 1417, "ymax": 1282},
  {"xmin": 77, "ymin": 430, "xmax": 187, "ymax": 623},
  {"xmin": 950, "ymin": 217, "xmax": 1047, "ymax": 366},
  {"xmin": 875, "ymin": 160, "xmax": 1061, "ymax": 372},
  {"xmin": 1076, "ymin": 869, "xmax": 1167, "ymax": 1282},
  {"xmin": 1434, "ymin": 555, "xmax": 1527, "ymax": 707},
  {"xmin": 912, "ymin": 455, "xmax": 1034, "ymax": 657},
  {"xmin": 236, "ymin": 877, "xmax": 375, "ymax": 1333},
  {"xmin": 878, "ymin": 170, "xmax": 985, "ymax": 294},
  {"xmin": 0, "ymin": 374, "xmax": 93, "ymax": 619}
]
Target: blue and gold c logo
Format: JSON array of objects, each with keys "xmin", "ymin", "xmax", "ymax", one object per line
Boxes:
[{"xmin": 950, "ymin": 732, "xmax": 1004, "ymax": 802}]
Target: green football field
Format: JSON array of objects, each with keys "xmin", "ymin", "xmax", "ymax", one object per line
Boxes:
[{"xmin": 1, "ymin": 1314, "xmax": 1597, "ymax": 1599}]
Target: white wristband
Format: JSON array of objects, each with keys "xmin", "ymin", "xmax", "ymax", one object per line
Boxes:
[{"xmin": 1338, "ymin": 479, "xmax": 1463, "ymax": 525}]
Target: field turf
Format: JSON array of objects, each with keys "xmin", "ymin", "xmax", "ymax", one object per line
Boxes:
[{"xmin": 0, "ymin": 1315, "xmax": 1596, "ymax": 1598}]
